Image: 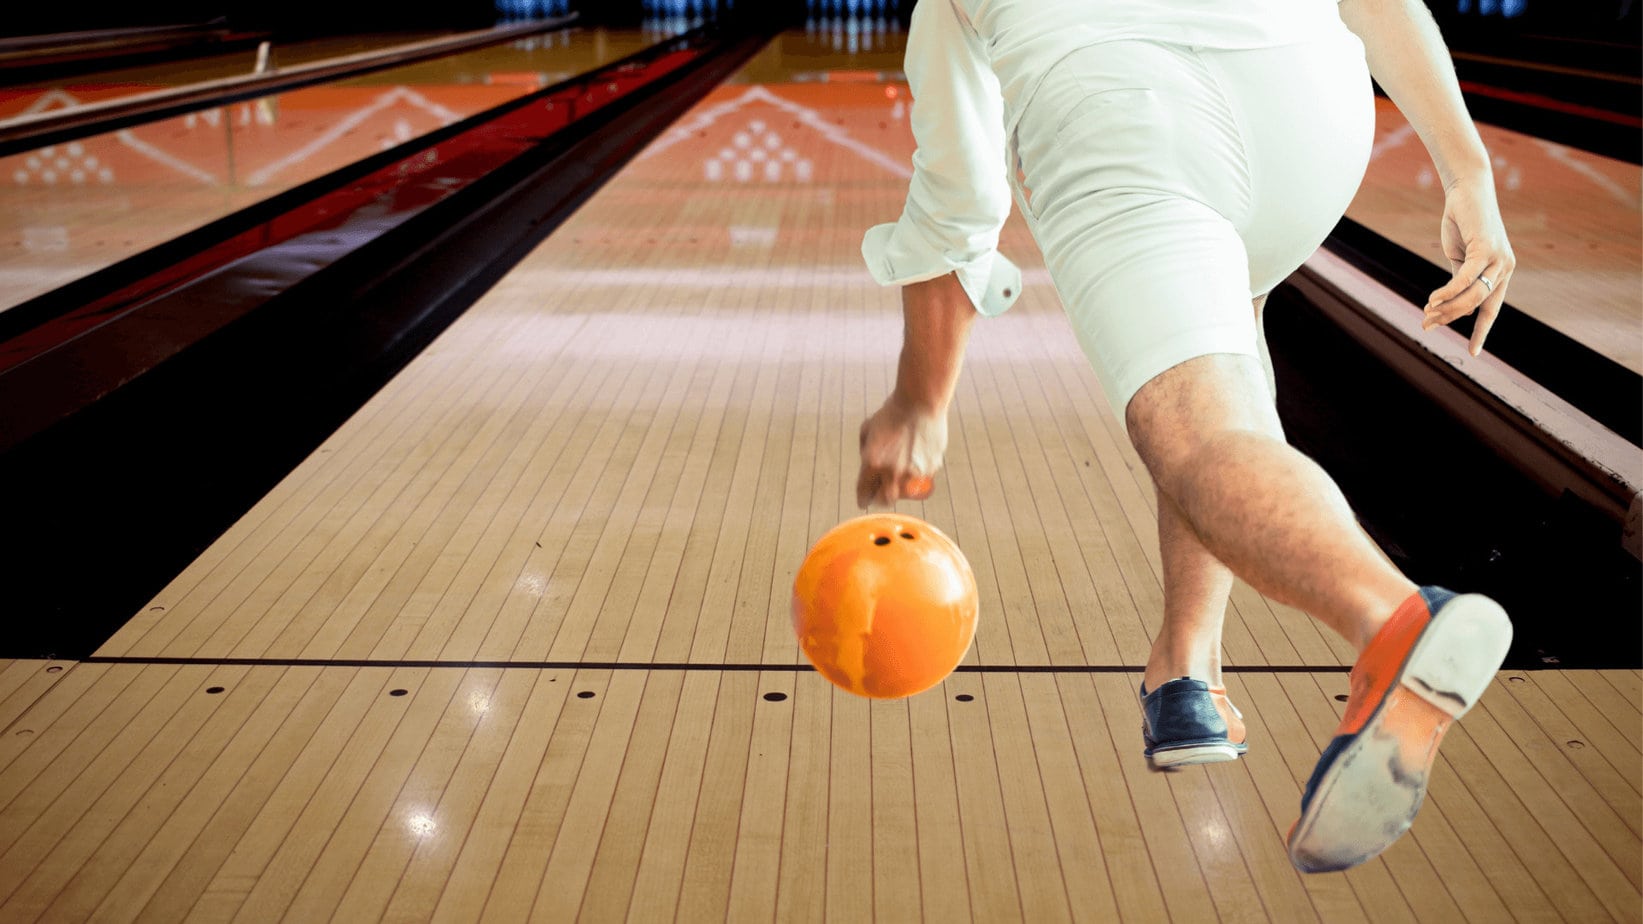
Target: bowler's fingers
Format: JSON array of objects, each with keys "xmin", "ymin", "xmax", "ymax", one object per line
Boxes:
[
  {"xmin": 1426, "ymin": 250, "xmax": 1491, "ymax": 313},
  {"xmin": 857, "ymin": 467, "xmax": 894, "ymax": 510},
  {"xmin": 856, "ymin": 468, "xmax": 934, "ymax": 509},
  {"xmin": 1468, "ymin": 281, "xmax": 1508, "ymax": 356},
  {"xmin": 1424, "ymin": 259, "xmax": 1509, "ymax": 357},
  {"xmin": 903, "ymin": 474, "xmax": 934, "ymax": 501}
]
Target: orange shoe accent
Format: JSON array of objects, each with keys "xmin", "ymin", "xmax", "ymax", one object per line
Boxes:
[
  {"xmin": 1377, "ymin": 684, "xmax": 1455, "ymax": 770},
  {"xmin": 1206, "ymin": 687, "xmax": 1247, "ymax": 746},
  {"xmin": 1338, "ymin": 592, "xmax": 1432, "ymax": 736}
]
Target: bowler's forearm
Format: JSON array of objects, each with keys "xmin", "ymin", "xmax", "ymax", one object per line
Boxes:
[
  {"xmin": 894, "ymin": 274, "xmax": 976, "ymax": 415},
  {"xmin": 1338, "ymin": 0, "xmax": 1492, "ymax": 189}
]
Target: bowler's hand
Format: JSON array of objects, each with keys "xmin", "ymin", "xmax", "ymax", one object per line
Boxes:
[
  {"xmin": 1424, "ymin": 176, "xmax": 1515, "ymax": 356},
  {"xmin": 857, "ymin": 392, "xmax": 947, "ymax": 509}
]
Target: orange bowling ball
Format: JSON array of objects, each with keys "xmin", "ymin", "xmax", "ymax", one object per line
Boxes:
[{"xmin": 793, "ymin": 514, "xmax": 978, "ymax": 699}]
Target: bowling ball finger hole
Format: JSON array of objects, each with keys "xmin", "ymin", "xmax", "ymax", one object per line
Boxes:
[
  {"xmin": 900, "ymin": 532, "xmax": 916, "ymax": 540},
  {"xmin": 873, "ymin": 536, "xmax": 890, "ymax": 546}
]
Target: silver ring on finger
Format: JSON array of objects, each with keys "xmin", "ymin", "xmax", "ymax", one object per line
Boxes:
[{"xmin": 1476, "ymin": 274, "xmax": 1494, "ymax": 293}]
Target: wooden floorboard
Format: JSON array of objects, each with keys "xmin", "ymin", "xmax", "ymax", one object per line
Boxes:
[
  {"xmin": 0, "ymin": 660, "xmax": 74, "ymax": 738},
  {"xmin": 0, "ymin": 665, "xmax": 1634, "ymax": 922}
]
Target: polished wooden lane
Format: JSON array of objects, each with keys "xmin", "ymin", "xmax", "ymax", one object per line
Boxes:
[
  {"xmin": 0, "ymin": 32, "xmax": 1638, "ymax": 923},
  {"xmin": 0, "ymin": 665, "xmax": 1636, "ymax": 921}
]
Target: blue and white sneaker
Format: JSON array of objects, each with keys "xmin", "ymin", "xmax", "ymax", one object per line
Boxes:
[{"xmin": 1141, "ymin": 677, "xmax": 1249, "ymax": 769}]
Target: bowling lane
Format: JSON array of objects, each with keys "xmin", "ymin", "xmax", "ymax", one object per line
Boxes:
[
  {"xmin": 0, "ymin": 26, "xmax": 680, "ymax": 313},
  {"xmin": 96, "ymin": 25, "xmax": 1359, "ymax": 677}
]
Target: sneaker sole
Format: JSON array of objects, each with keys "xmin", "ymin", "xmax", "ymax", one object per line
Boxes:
[
  {"xmin": 1147, "ymin": 743, "xmax": 1246, "ymax": 769},
  {"xmin": 1288, "ymin": 594, "xmax": 1512, "ymax": 873}
]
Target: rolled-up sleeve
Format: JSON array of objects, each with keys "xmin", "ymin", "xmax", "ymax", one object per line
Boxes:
[{"xmin": 861, "ymin": 0, "xmax": 1021, "ymax": 317}]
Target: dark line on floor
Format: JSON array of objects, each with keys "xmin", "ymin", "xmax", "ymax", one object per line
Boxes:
[{"xmin": 79, "ymin": 656, "xmax": 1353, "ymax": 673}]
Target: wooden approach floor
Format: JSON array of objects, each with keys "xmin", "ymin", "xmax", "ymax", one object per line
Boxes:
[{"xmin": 1, "ymin": 42, "xmax": 1640, "ymax": 923}]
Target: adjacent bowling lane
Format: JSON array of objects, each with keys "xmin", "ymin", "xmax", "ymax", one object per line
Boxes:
[
  {"xmin": 0, "ymin": 26, "xmax": 684, "ymax": 313},
  {"xmin": 3, "ymin": 32, "xmax": 468, "ymax": 108}
]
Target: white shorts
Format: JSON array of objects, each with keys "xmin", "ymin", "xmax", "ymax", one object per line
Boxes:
[{"xmin": 1012, "ymin": 30, "xmax": 1375, "ymax": 419}]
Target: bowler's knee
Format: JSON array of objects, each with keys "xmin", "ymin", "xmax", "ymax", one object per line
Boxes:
[{"xmin": 1124, "ymin": 353, "xmax": 1284, "ymax": 488}]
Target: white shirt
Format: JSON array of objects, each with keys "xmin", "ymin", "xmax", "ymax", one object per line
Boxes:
[{"xmin": 862, "ymin": 0, "xmax": 1350, "ymax": 316}]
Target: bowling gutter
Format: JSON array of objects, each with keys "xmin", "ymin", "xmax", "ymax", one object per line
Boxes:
[{"xmin": 1300, "ymin": 218, "xmax": 1641, "ymax": 541}]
